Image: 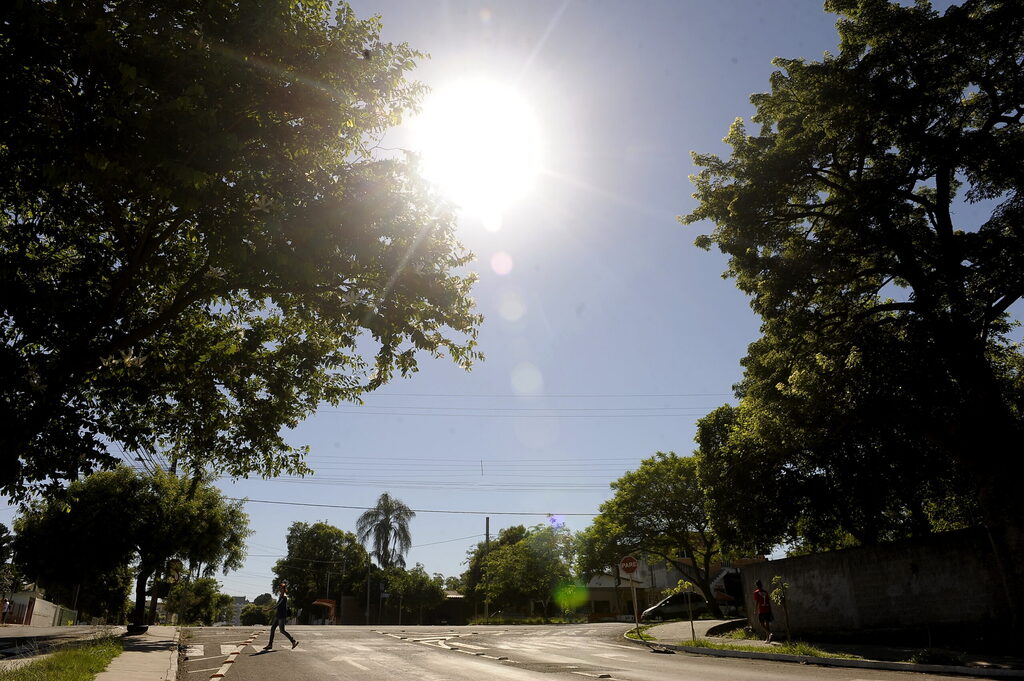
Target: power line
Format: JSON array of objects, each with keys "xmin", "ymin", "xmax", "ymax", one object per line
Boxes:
[
  {"xmin": 226, "ymin": 497, "xmax": 600, "ymax": 517},
  {"xmin": 243, "ymin": 533, "xmax": 486, "ymax": 558},
  {"xmin": 316, "ymin": 410, "xmax": 710, "ymax": 418},
  {"xmin": 355, "ymin": 392, "xmax": 732, "ymax": 398},
  {"xmin": 320, "ymin": 405, "xmax": 717, "ymax": 412}
]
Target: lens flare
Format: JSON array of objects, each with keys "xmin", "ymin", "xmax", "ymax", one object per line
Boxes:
[
  {"xmin": 491, "ymin": 251, "xmax": 514, "ymax": 275},
  {"xmin": 553, "ymin": 581, "xmax": 589, "ymax": 612},
  {"xmin": 511, "ymin": 362, "xmax": 543, "ymax": 395}
]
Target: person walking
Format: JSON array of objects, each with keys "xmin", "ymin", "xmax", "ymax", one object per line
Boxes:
[
  {"xmin": 753, "ymin": 580, "xmax": 773, "ymax": 642},
  {"xmin": 263, "ymin": 581, "xmax": 298, "ymax": 650},
  {"xmin": 1, "ymin": 598, "xmax": 9, "ymax": 625}
]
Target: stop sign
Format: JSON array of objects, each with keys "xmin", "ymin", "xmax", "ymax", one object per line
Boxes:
[{"xmin": 619, "ymin": 556, "xmax": 638, "ymax": 574}]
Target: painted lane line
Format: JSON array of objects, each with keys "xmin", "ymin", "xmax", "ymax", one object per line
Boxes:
[
  {"xmin": 184, "ymin": 645, "xmax": 205, "ymax": 658},
  {"xmin": 210, "ymin": 632, "xmax": 261, "ymax": 680},
  {"xmin": 188, "ymin": 667, "xmax": 223, "ymax": 674},
  {"xmin": 449, "ymin": 642, "xmax": 487, "ymax": 650},
  {"xmin": 329, "ymin": 657, "xmax": 370, "ymax": 670}
]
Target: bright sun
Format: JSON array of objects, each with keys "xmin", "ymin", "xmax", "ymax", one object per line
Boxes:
[{"xmin": 412, "ymin": 78, "xmax": 542, "ymax": 226}]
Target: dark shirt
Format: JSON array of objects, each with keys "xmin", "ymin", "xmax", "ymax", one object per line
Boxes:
[{"xmin": 275, "ymin": 594, "xmax": 288, "ymax": 618}]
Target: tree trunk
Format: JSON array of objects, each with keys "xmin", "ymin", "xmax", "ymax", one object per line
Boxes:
[
  {"xmin": 936, "ymin": 326, "xmax": 1024, "ymax": 633},
  {"xmin": 133, "ymin": 568, "xmax": 153, "ymax": 626},
  {"xmin": 147, "ymin": 564, "xmax": 163, "ymax": 625}
]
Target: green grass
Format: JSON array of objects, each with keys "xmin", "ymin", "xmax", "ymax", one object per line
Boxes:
[
  {"xmin": 0, "ymin": 636, "xmax": 123, "ymax": 681},
  {"xmin": 680, "ymin": 638, "xmax": 859, "ymax": 659},
  {"xmin": 624, "ymin": 625, "xmax": 656, "ymax": 641},
  {"xmin": 723, "ymin": 627, "xmax": 760, "ymax": 640}
]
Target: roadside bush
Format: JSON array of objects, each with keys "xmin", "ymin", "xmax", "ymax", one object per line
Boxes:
[{"xmin": 240, "ymin": 603, "xmax": 270, "ymax": 626}]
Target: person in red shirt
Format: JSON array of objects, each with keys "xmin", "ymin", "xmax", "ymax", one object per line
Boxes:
[{"xmin": 753, "ymin": 580, "xmax": 773, "ymax": 642}]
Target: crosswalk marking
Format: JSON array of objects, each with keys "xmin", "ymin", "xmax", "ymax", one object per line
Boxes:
[
  {"xmin": 184, "ymin": 644, "xmax": 204, "ymax": 658},
  {"xmin": 330, "ymin": 656, "xmax": 369, "ymax": 670},
  {"xmin": 448, "ymin": 642, "xmax": 487, "ymax": 650},
  {"xmin": 220, "ymin": 644, "xmax": 237, "ymax": 656}
]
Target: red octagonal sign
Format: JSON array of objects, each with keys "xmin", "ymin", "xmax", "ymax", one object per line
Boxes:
[{"xmin": 619, "ymin": 556, "xmax": 638, "ymax": 574}]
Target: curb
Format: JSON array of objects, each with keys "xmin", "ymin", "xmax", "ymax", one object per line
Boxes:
[
  {"xmin": 165, "ymin": 628, "xmax": 179, "ymax": 681},
  {"xmin": 623, "ymin": 633, "xmax": 1024, "ymax": 679}
]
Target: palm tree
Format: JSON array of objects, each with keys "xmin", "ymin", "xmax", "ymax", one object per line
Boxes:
[{"xmin": 357, "ymin": 492, "xmax": 415, "ymax": 568}]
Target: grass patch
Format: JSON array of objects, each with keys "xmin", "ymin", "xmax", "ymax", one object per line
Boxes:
[
  {"xmin": 680, "ymin": 638, "xmax": 860, "ymax": 659},
  {"xmin": 723, "ymin": 628, "xmax": 759, "ymax": 640},
  {"xmin": 0, "ymin": 636, "xmax": 123, "ymax": 681},
  {"xmin": 624, "ymin": 625, "xmax": 656, "ymax": 641}
]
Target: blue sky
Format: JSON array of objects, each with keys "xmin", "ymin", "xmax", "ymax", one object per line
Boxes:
[
  {"xmin": 6, "ymin": 1, "xmax": 999, "ymax": 601},
  {"xmin": 209, "ymin": 0, "xmax": 845, "ymax": 599}
]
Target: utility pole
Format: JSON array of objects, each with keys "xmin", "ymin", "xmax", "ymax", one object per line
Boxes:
[
  {"xmin": 365, "ymin": 558, "xmax": 371, "ymax": 625},
  {"xmin": 484, "ymin": 516, "xmax": 490, "ymax": 620},
  {"xmin": 339, "ymin": 557, "xmax": 346, "ymax": 625}
]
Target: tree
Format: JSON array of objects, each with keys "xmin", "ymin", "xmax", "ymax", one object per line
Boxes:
[
  {"xmin": 477, "ymin": 524, "xmax": 576, "ymax": 617},
  {"xmin": 459, "ymin": 525, "xmax": 527, "ymax": 607},
  {"xmin": 272, "ymin": 521, "xmax": 368, "ymax": 623},
  {"xmin": 253, "ymin": 593, "xmax": 274, "ymax": 607},
  {"xmin": 165, "ymin": 577, "xmax": 232, "ymax": 625},
  {"xmin": 682, "ymin": 0, "xmax": 1024, "ymax": 622},
  {"xmin": 13, "ymin": 467, "xmax": 249, "ymax": 626},
  {"xmin": 0, "ymin": 0, "xmax": 482, "ymax": 497},
  {"xmin": 694, "ymin": 325, "xmax": 981, "ymax": 555},
  {"xmin": 357, "ymin": 492, "xmax": 415, "ymax": 569},
  {"xmin": 240, "ymin": 602, "xmax": 270, "ymax": 626},
  {"xmin": 596, "ymin": 453, "xmax": 726, "ymax": 618},
  {"xmin": 384, "ymin": 563, "xmax": 445, "ymax": 625}
]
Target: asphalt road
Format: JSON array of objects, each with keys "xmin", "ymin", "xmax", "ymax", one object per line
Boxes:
[{"xmin": 177, "ymin": 623, "xmax": 999, "ymax": 681}]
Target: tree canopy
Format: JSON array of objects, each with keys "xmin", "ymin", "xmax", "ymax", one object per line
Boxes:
[
  {"xmin": 357, "ymin": 492, "xmax": 415, "ymax": 569},
  {"xmin": 595, "ymin": 452, "xmax": 726, "ymax": 617},
  {"xmin": 682, "ymin": 0, "xmax": 1024, "ymax": 616},
  {"xmin": 165, "ymin": 577, "xmax": 233, "ymax": 626},
  {"xmin": 0, "ymin": 0, "xmax": 482, "ymax": 497},
  {"xmin": 13, "ymin": 467, "xmax": 249, "ymax": 624},
  {"xmin": 473, "ymin": 524, "xmax": 576, "ymax": 617},
  {"xmin": 459, "ymin": 524, "xmax": 527, "ymax": 607},
  {"xmin": 272, "ymin": 521, "xmax": 368, "ymax": 623},
  {"xmin": 383, "ymin": 563, "xmax": 446, "ymax": 625}
]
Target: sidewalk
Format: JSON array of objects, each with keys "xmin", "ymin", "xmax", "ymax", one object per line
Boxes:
[
  {"xmin": 636, "ymin": 619, "xmax": 1024, "ymax": 679},
  {"xmin": 0, "ymin": 624, "xmax": 178, "ymax": 681},
  {"xmin": 96, "ymin": 626, "xmax": 179, "ymax": 681}
]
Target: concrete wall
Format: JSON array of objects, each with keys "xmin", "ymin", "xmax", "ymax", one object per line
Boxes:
[
  {"xmin": 741, "ymin": 528, "xmax": 1010, "ymax": 640},
  {"xmin": 28, "ymin": 597, "xmax": 58, "ymax": 627}
]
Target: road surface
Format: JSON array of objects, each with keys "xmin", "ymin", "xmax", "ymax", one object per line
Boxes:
[{"xmin": 177, "ymin": 623, "xmax": 995, "ymax": 681}]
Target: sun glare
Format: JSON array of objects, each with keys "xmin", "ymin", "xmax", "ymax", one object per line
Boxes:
[{"xmin": 413, "ymin": 78, "xmax": 543, "ymax": 226}]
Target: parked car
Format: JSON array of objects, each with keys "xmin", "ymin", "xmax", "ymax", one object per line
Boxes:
[{"xmin": 640, "ymin": 592, "xmax": 707, "ymax": 621}]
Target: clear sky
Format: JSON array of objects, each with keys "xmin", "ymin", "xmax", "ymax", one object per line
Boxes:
[
  {"xmin": 209, "ymin": 0, "xmax": 846, "ymax": 600},
  {"xmin": 4, "ymin": 0, "xmax": 996, "ymax": 601}
]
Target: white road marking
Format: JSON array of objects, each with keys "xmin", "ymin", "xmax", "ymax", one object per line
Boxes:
[
  {"xmin": 187, "ymin": 666, "xmax": 222, "ymax": 674},
  {"xmin": 330, "ymin": 656, "xmax": 369, "ymax": 670},
  {"xmin": 594, "ymin": 652, "xmax": 630, "ymax": 660},
  {"xmin": 448, "ymin": 642, "xmax": 487, "ymax": 650},
  {"xmin": 220, "ymin": 644, "xmax": 236, "ymax": 656},
  {"xmin": 184, "ymin": 644, "xmax": 204, "ymax": 657}
]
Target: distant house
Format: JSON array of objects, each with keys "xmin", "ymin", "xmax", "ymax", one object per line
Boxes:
[
  {"xmin": 584, "ymin": 555, "xmax": 757, "ymax": 621},
  {"xmin": 229, "ymin": 596, "xmax": 247, "ymax": 626}
]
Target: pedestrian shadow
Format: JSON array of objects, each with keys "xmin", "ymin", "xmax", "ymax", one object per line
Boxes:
[{"xmin": 250, "ymin": 649, "xmax": 277, "ymax": 656}]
